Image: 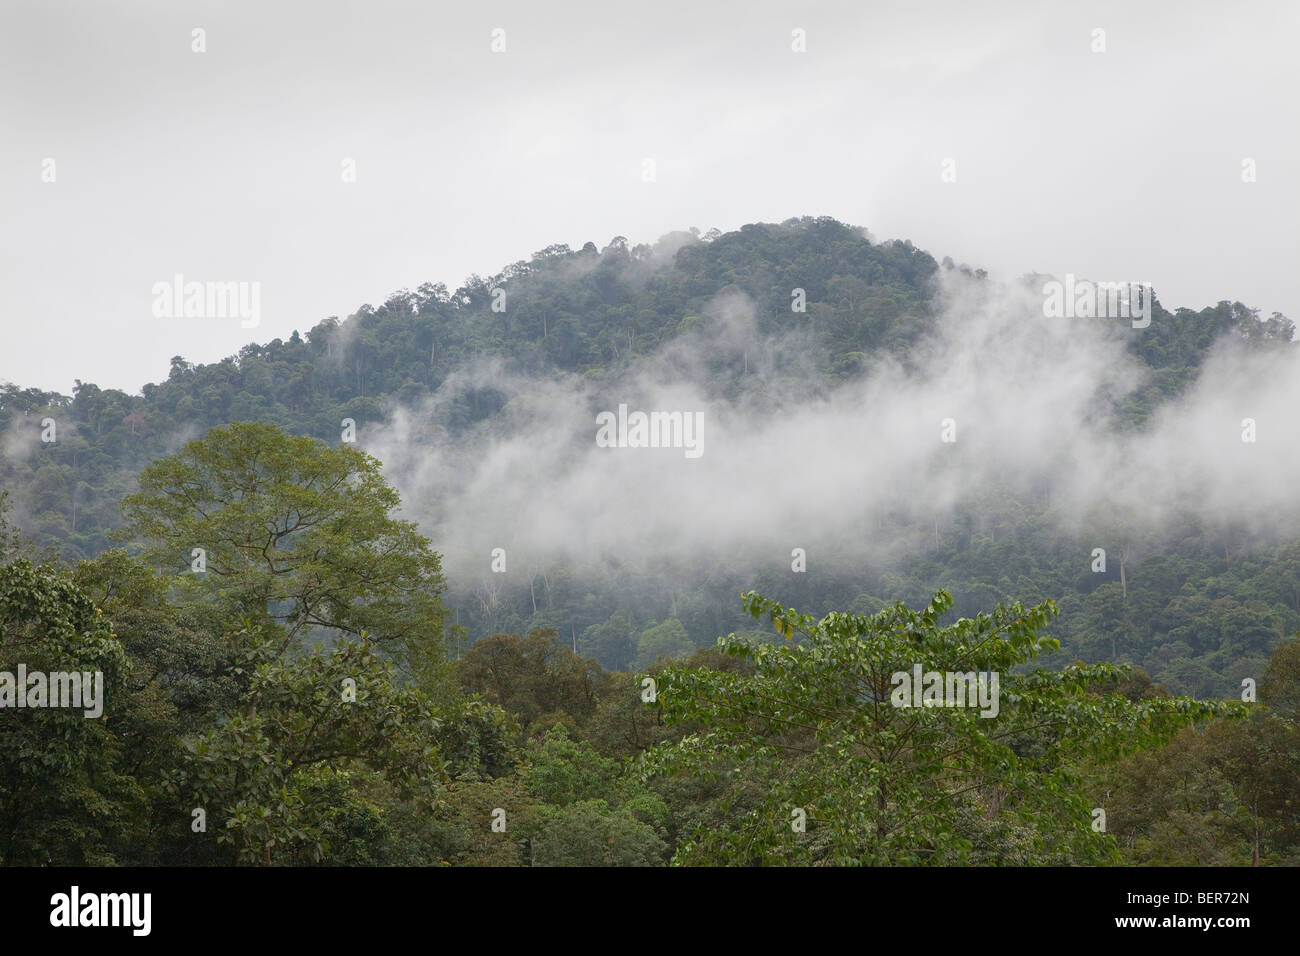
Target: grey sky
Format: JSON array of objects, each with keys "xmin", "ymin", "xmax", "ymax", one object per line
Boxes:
[{"xmin": 2, "ymin": 0, "xmax": 1296, "ymax": 394}]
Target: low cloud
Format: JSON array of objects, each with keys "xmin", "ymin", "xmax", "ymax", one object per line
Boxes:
[{"xmin": 362, "ymin": 268, "xmax": 1299, "ymax": 588}]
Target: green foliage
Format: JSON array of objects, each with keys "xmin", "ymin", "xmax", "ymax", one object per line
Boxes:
[
  {"xmin": 2, "ymin": 221, "xmax": 1295, "ymax": 696},
  {"xmin": 635, "ymin": 618, "xmax": 693, "ymax": 669},
  {"xmin": 0, "ymin": 218, "xmax": 1295, "ymax": 867},
  {"xmin": 526, "ymin": 725, "xmax": 620, "ymax": 807},
  {"xmin": 119, "ymin": 422, "xmax": 449, "ymax": 669},
  {"xmin": 0, "ymin": 560, "xmax": 131, "ymax": 864},
  {"xmin": 639, "ymin": 589, "xmax": 1242, "ymax": 865},
  {"xmin": 170, "ymin": 638, "xmax": 443, "ymax": 865},
  {"xmin": 530, "ymin": 799, "xmax": 667, "ymax": 867},
  {"xmin": 457, "ymin": 629, "xmax": 605, "ymax": 735},
  {"xmin": 1100, "ymin": 636, "xmax": 1300, "ymax": 865}
]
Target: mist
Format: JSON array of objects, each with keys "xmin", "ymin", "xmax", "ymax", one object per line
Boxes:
[{"xmin": 360, "ymin": 265, "xmax": 1300, "ymax": 597}]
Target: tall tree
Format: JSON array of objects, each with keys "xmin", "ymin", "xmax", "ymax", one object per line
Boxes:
[
  {"xmin": 640, "ymin": 589, "xmax": 1241, "ymax": 865},
  {"xmin": 0, "ymin": 560, "xmax": 130, "ymax": 864},
  {"xmin": 118, "ymin": 422, "xmax": 449, "ymax": 682}
]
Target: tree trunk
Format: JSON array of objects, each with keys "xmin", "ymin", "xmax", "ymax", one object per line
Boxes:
[{"xmin": 1252, "ymin": 796, "xmax": 1260, "ymax": 866}]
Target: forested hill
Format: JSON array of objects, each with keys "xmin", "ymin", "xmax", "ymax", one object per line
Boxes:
[
  {"xmin": 4, "ymin": 218, "xmax": 931, "ymax": 554},
  {"xmin": 2, "ymin": 216, "xmax": 1297, "ymax": 696}
]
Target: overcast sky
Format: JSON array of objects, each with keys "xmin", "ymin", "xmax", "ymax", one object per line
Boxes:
[{"xmin": 2, "ymin": 0, "xmax": 1296, "ymax": 394}]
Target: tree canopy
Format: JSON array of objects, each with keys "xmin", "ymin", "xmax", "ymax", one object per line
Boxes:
[{"xmin": 640, "ymin": 589, "xmax": 1242, "ymax": 865}]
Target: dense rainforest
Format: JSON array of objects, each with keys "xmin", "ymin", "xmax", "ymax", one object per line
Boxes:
[{"xmin": 2, "ymin": 216, "xmax": 1298, "ymax": 865}]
